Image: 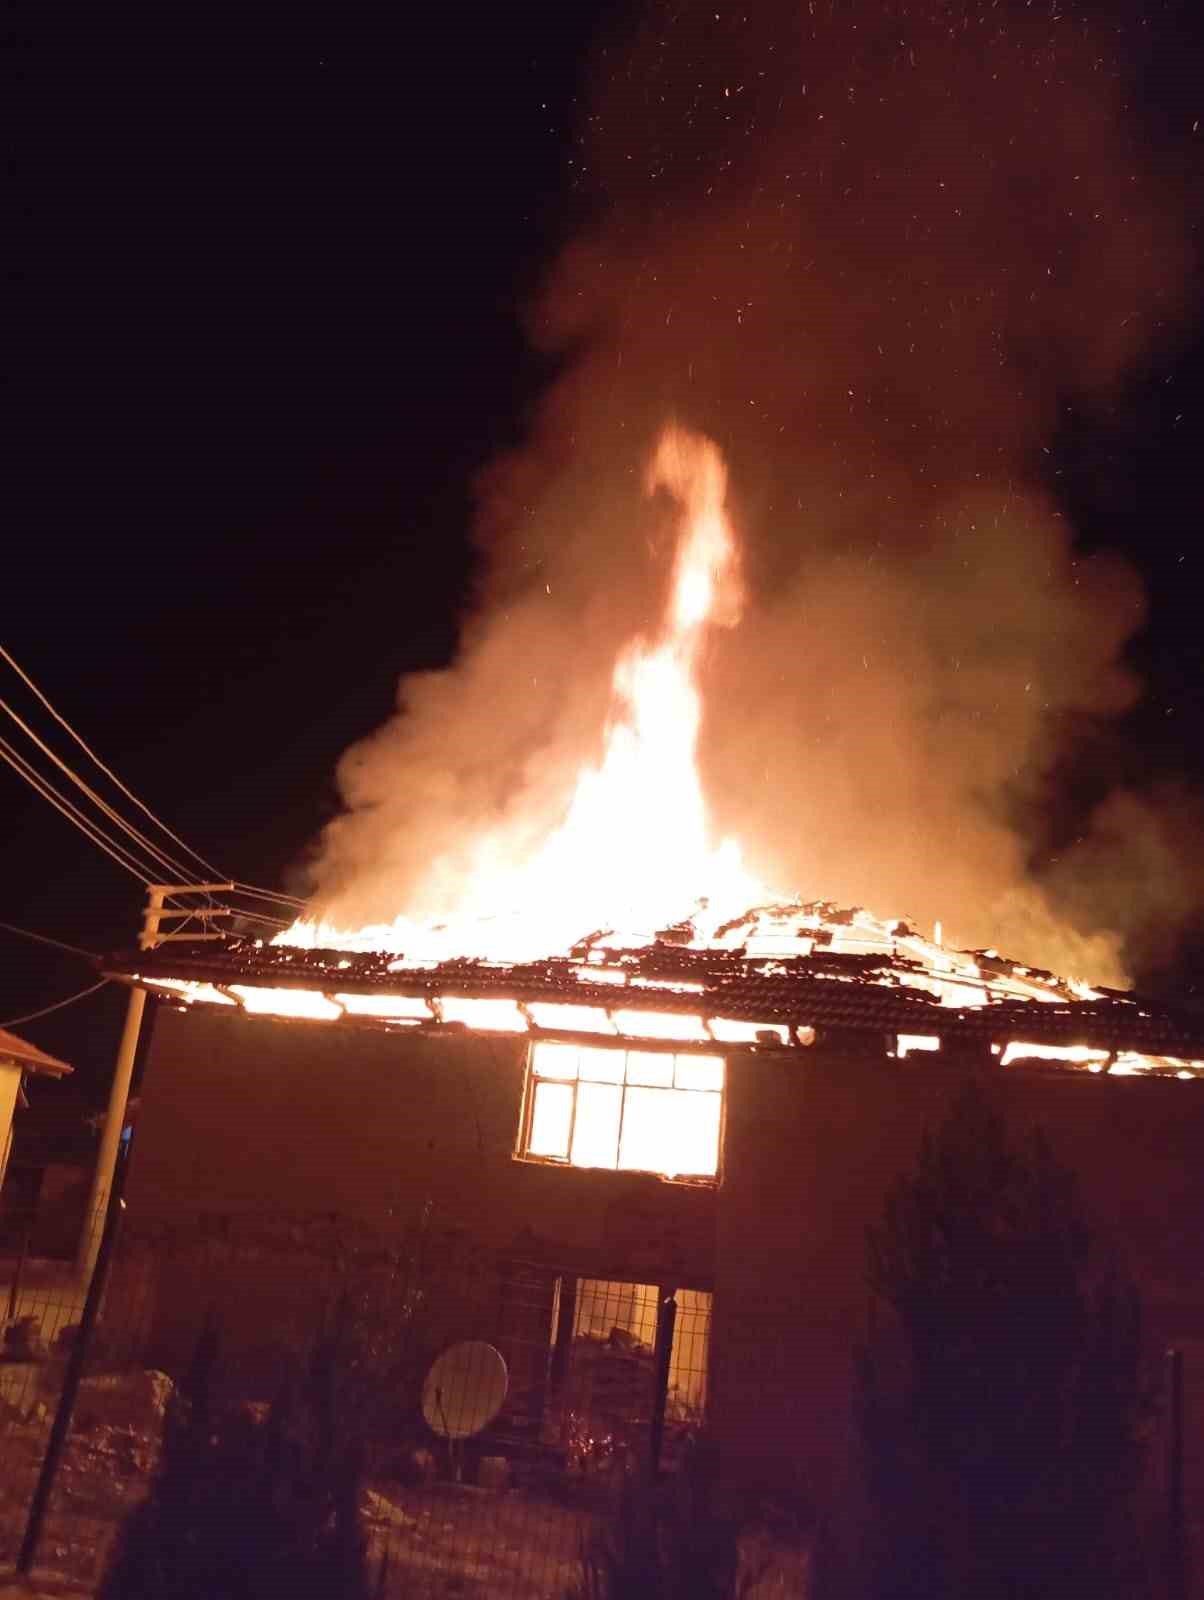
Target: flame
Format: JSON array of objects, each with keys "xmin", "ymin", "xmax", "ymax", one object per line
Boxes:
[{"xmin": 284, "ymin": 426, "xmax": 765, "ymax": 963}]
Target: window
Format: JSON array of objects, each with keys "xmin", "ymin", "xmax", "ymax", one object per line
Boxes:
[
  {"xmin": 519, "ymin": 1041, "xmax": 724, "ymax": 1180},
  {"xmin": 493, "ymin": 1267, "xmax": 713, "ymax": 1471}
]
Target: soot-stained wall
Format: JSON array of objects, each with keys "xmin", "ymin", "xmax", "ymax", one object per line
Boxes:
[{"xmin": 129, "ymin": 1004, "xmax": 717, "ymax": 1280}]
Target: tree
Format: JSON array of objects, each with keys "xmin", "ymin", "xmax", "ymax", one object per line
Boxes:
[{"xmin": 858, "ymin": 1082, "xmax": 1150, "ymax": 1600}]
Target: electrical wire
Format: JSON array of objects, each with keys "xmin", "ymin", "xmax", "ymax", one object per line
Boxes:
[
  {"xmin": 0, "ymin": 735, "xmax": 158, "ymax": 883},
  {"xmin": 0, "ymin": 696, "xmax": 203, "ymax": 886},
  {"xmin": 0, "ymin": 731, "xmax": 176, "ymax": 885},
  {"xmin": 0, "ymin": 919, "xmax": 98, "ymax": 962},
  {"xmin": 230, "ymin": 883, "xmax": 308, "ymax": 909},
  {"xmin": 0, "ymin": 647, "xmax": 308, "ymax": 923},
  {"xmin": 1, "ymin": 735, "xmax": 302, "ymax": 924},
  {"xmin": 0, "ymin": 643, "xmax": 226, "ymax": 883},
  {"xmin": 0, "ymin": 977, "xmax": 111, "ymax": 1029}
]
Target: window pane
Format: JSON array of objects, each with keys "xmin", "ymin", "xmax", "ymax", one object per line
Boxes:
[
  {"xmin": 625, "ymin": 1051, "xmax": 674, "ymax": 1087},
  {"xmin": 617, "ymin": 1086, "xmax": 676, "ymax": 1171},
  {"xmin": 579, "ymin": 1046, "xmax": 625, "ymax": 1083},
  {"xmin": 531, "ymin": 1041, "xmax": 578, "ymax": 1080},
  {"xmin": 619, "ymin": 1087, "xmax": 721, "ymax": 1177},
  {"xmin": 667, "ymin": 1089, "xmax": 722, "ymax": 1176},
  {"xmin": 577, "ymin": 1279, "xmax": 658, "ymax": 1345},
  {"xmin": 528, "ymin": 1082, "xmax": 573, "ymax": 1158},
  {"xmin": 674, "ymin": 1054, "xmax": 725, "ymax": 1092},
  {"xmin": 570, "ymin": 1081, "xmax": 622, "ymax": 1169}
]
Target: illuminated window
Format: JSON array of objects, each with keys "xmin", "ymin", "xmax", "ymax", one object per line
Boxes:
[{"xmin": 519, "ymin": 1041, "xmax": 724, "ymax": 1180}]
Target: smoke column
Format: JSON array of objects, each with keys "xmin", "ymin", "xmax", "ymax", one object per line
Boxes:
[{"xmin": 310, "ymin": 0, "xmax": 1198, "ymax": 983}]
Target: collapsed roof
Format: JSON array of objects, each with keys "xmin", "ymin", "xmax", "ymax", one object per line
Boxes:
[{"xmin": 104, "ymin": 902, "xmax": 1204, "ymax": 1077}]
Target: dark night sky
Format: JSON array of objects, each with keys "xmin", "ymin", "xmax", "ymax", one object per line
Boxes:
[{"xmin": 7, "ymin": 0, "xmax": 1204, "ymax": 1099}]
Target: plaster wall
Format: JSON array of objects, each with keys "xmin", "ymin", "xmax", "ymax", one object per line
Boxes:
[{"xmin": 129, "ymin": 1004, "xmax": 716, "ymax": 1277}]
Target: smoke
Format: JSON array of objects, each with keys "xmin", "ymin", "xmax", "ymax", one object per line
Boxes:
[{"xmin": 311, "ymin": 0, "xmax": 1197, "ymax": 984}]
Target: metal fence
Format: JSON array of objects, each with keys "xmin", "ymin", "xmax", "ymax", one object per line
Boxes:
[
  {"xmin": 0, "ymin": 1203, "xmax": 776, "ymax": 1597},
  {"xmin": 0, "ymin": 1199, "xmax": 159, "ymax": 1583}
]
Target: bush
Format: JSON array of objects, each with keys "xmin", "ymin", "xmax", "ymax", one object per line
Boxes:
[{"xmin": 98, "ymin": 1318, "xmax": 383, "ymax": 1600}]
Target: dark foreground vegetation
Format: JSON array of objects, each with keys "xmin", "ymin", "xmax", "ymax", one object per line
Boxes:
[
  {"xmin": 856, "ymin": 1083, "xmax": 1155, "ymax": 1600},
  {"xmin": 73, "ymin": 1086, "xmax": 1162, "ymax": 1599},
  {"xmin": 98, "ymin": 1319, "xmax": 382, "ymax": 1600}
]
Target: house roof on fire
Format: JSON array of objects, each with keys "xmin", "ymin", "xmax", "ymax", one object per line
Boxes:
[{"xmin": 103, "ymin": 902, "xmax": 1204, "ymax": 1077}]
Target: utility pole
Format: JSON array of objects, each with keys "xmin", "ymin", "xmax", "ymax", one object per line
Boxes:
[{"xmin": 77, "ymin": 881, "xmax": 233, "ymax": 1279}]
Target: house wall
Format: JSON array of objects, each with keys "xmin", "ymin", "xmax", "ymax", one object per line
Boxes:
[
  {"xmin": 127, "ymin": 1005, "xmax": 1204, "ymax": 1588},
  {"xmin": 126, "ymin": 1006, "xmax": 716, "ymax": 1373}
]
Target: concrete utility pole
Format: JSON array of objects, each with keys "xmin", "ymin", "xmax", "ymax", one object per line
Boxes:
[{"xmin": 77, "ymin": 881, "xmax": 233, "ymax": 1279}]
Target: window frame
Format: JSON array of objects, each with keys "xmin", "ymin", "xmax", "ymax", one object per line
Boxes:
[{"xmin": 516, "ymin": 1039, "xmax": 726, "ymax": 1185}]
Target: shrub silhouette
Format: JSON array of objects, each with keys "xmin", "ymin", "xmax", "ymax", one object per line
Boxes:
[
  {"xmin": 859, "ymin": 1082, "xmax": 1151, "ymax": 1600},
  {"xmin": 99, "ymin": 1317, "xmax": 382, "ymax": 1600}
]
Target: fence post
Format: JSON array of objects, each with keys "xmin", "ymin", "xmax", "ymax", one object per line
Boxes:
[
  {"xmin": 649, "ymin": 1286, "xmax": 677, "ymax": 1476},
  {"xmin": 16, "ymin": 1142, "xmax": 131, "ymax": 1577},
  {"xmin": 5, "ymin": 1218, "xmax": 30, "ymax": 1325},
  {"xmin": 1168, "ymin": 1346, "xmax": 1187, "ymax": 1600}
]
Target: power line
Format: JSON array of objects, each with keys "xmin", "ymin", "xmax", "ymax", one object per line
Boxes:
[
  {"xmin": 0, "ymin": 732, "xmax": 171, "ymax": 884},
  {"xmin": 0, "ymin": 697, "xmax": 201, "ymax": 886},
  {"xmin": 0, "ymin": 919, "xmax": 97, "ymax": 962},
  {"xmin": 0, "ymin": 735, "xmax": 158, "ymax": 884},
  {"xmin": 227, "ymin": 910, "xmax": 291, "ymax": 929},
  {"xmin": 0, "ymin": 643, "xmax": 226, "ymax": 882},
  {"xmin": 230, "ymin": 882, "xmax": 307, "ymax": 909},
  {"xmin": 0, "ymin": 646, "xmax": 306, "ymax": 923},
  {"xmin": 0, "ymin": 978, "xmax": 111, "ymax": 1029}
]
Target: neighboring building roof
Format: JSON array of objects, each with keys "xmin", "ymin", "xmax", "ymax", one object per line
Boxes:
[
  {"xmin": 0, "ymin": 1027, "xmax": 72, "ymax": 1078},
  {"xmin": 104, "ymin": 901, "xmax": 1204, "ymax": 1077}
]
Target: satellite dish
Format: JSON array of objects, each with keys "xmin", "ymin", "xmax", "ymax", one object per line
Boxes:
[{"xmin": 422, "ymin": 1341, "xmax": 508, "ymax": 1441}]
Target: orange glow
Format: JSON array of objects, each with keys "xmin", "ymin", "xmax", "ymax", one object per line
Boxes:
[
  {"xmin": 439, "ymin": 997, "xmax": 527, "ymax": 1032},
  {"xmin": 1000, "ymin": 1041, "xmax": 1110, "ymax": 1068},
  {"xmin": 709, "ymin": 1018, "xmax": 790, "ymax": 1045},
  {"xmin": 335, "ymin": 993, "xmax": 433, "ymax": 1021},
  {"xmin": 527, "ymin": 1001, "xmax": 616, "ymax": 1034},
  {"xmin": 897, "ymin": 1033, "xmax": 941, "ymax": 1058},
  {"xmin": 282, "ymin": 426, "xmax": 765, "ymax": 965},
  {"xmin": 609, "ymin": 1009, "xmax": 710, "ymax": 1042},
  {"xmin": 145, "ymin": 978, "xmax": 236, "ymax": 1007},
  {"xmin": 229, "ymin": 986, "xmax": 343, "ymax": 1020}
]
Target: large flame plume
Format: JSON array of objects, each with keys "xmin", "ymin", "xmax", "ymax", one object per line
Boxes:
[
  {"xmin": 285, "ymin": 427, "xmax": 766, "ymax": 960},
  {"xmin": 290, "ymin": 0, "xmax": 1202, "ymax": 986}
]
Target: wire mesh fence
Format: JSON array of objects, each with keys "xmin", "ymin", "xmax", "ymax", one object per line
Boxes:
[
  {"xmin": 0, "ymin": 1199, "xmax": 159, "ymax": 1582},
  {"xmin": 0, "ymin": 1201, "xmax": 805, "ymax": 1598}
]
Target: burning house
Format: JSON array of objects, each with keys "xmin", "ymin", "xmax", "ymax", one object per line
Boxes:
[
  {"xmin": 103, "ymin": 898, "xmax": 1204, "ymax": 1572},
  {"xmin": 99, "ymin": 430, "xmax": 1204, "ymax": 1569}
]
